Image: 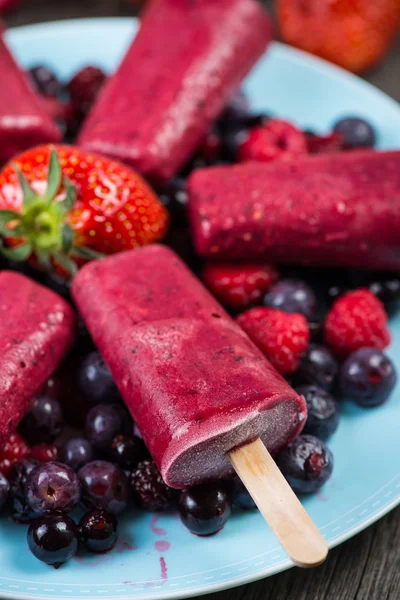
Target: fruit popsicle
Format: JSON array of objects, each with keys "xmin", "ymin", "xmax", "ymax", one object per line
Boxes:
[
  {"xmin": 0, "ymin": 271, "xmax": 76, "ymax": 444},
  {"xmin": 0, "ymin": 28, "xmax": 61, "ymax": 164},
  {"xmin": 78, "ymin": 0, "xmax": 272, "ymax": 183},
  {"xmin": 72, "ymin": 245, "xmax": 306, "ymax": 488},
  {"xmin": 188, "ymin": 150, "xmax": 400, "ymax": 271}
]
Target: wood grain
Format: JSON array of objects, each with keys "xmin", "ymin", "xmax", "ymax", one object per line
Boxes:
[{"xmin": 3, "ymin": 0, "xmax": 400, "ymax": 598}]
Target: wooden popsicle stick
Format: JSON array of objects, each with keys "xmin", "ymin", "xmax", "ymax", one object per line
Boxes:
[{"xmin": 229, "ymin": 438, "xmax": 328, "ymax": 568}]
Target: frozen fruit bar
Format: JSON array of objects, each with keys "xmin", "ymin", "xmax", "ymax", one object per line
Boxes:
[
  {"xmin": 0, "ymin": 28, "xmax": 61, "ymax": 164},
  {"xmin": 188, "ymin": 150, "xmax": 400, "ymax": 271},
  {"xmin": 78, "ymin": 0, "xmax": 272, "ymax": 182},
  {"xmin": 73, "ymin": 245, "xmax": 306, "ymax": 488},
  {"xmin": 0, "ymin": 272, "xmax": 76, "ymax": 443}
]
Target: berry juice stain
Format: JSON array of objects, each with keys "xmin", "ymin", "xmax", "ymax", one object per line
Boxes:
[
  {"xmin": 160, "ymin": 556, "xmax": 168, "ymax": 580},
  {"xmin": 155, "ymin": 540, "xmax": 170, "ymax": 552},
  {"xmin": 150, "ymin": 515, "xmax": 167, "ymax": 536}
]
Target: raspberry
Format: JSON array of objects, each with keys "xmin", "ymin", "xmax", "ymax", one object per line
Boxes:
[
  {"xmin": 203, "ymin": 263, "xmax": 279, "ymax": 310},
  {"xmin": 0, "ymin": 433, "xmax": 30, "ymax": 477},
  {"xmin": 324, "ymin": 289, "xmax": 390, "ymax": 358},
  {"xmin": 238, "ymin": 119, "xmax": 308, "ymax": 163},
  {"xmin": 130, "ymin": 460, "xmax": 172, "ymax": 512},
  {"xmin": 236, "ymin": 307, "xmax": 310, "ymax": 374},
  {"xmin": 306, "ymin": 132, "xmax": 345, "ymax": 154},
  {"xmin": 30, "ymin": 444, "xmax": 59, "ymax": 463}
]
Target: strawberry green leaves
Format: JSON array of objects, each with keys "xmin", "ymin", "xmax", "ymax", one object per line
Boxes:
[{"xmin": 0, "ymin": 148, "xmax": 101, "ymax": 278}]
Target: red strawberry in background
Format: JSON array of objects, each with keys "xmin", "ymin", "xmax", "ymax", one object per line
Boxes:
[
  {"xmin": 0, "ymin": 145, "xmax": 169, "ymax": 276},
  {"xmin": 277, "ymin": 0, "xmax": 400, "ymax": 73}
]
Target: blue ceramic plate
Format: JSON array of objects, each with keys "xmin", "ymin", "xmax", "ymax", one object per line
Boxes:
[{"xmin": 1, "ymin": 17, "xmax": 400, "ymax": 600}]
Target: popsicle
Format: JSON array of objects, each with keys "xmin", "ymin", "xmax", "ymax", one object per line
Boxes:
[
  {"xmin": 73, "ymin": 245, "xmax": 328, "ymax": 567},
  {"xmin": 0, "ymin": 271, "xmax": 76, "ymax": 443},
  {"xmin": 78, "ymin": 0, "xmax": 272, "ymax": 182},
  {"xmin": 0, "ymin": 27, "xmax": 61, "ymax": 164},
  {"xmin": 187, "ymin": 150, "xmax": 400, "ymax": 271}
]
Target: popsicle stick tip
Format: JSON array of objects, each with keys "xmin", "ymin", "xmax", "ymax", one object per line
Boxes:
[{"xmin": 229, "ymin": 438, "xmax": 328, "ymax": 568}]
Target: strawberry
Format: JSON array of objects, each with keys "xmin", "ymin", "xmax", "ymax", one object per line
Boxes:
[
  {"xmin": 203, "ymin": 262, "xmax": 279, "ymax": 310},
  {"xmin": 277, "ymin": 0, "xmax": 400, "ymax": 73},
  {"xmin": 239, "ymin": 119, "xmax": 308, "ymax": 163},
  {"xmin": 0, "ymin": 432, "xmax": 30, "ymax": 477},
  {"xmin": 0, "ymin": 145, "xmax": 169, "ymax": 276}
]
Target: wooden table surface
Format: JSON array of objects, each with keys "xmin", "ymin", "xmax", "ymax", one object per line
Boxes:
[{"xmin": 4, "ymin": 2, "xmax": 400, "ymax": 599}]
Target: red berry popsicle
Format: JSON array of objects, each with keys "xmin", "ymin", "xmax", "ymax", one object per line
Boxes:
[
  {"xmin": 188, "ymin": 150, "xmax": 400, "ymax": 271},
  {"xmin": 72, "ymin": 245, "xmax": 306, "ymax": 489},
  {"xmin": 0, "ymin": 27, "xmax": 61, "ymax": 164},
  {"xmin": 0, "ymin": 272, "xmax": 76, "ymax": 444},
  {"xmin": 78, "ymin": 0, "xmax": 272, "ymax": 182}
]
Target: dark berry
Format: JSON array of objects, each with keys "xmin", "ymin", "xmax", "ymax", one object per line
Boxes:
[
  {"xmin": 61, "ymin": 438, "xmax": 93, "ymax": 472},
  {"xmin": 67, "ymin": 66, "xmax": 106, "ymax": 116},
  {"xmin": 178, "ymin": 483, "xmax": 232, "ymax": 536},
  {"xmin": 8, "ymin": 458, "xmax": 40, "ymax": 523},
  {"xmin": 296, "ymin": 385, "xmax": 340, "ymax": 440},
  {"xmin": 0, "ymin": 432, "xmax": 31, "ymax": 478},
  {"xmin": 19, "ymin": 395, "xmax": 64, "ymax": 444},
  {"xmin": 28, "ymin": 65, "xmax": 63, "ymax": 98},
  {"xmin": 158, "ymin": 178, "xmax": 187, "ymax": 228},
  {"xmin": 79, "ymin": 352, "xmax": 120, "ymax": 404},
  {"xmin": 85, "ymin": 404, "xmax": 131, "ymax": 451},
  {"xmin": 339, "ymin": 348, "xmax": 397, "ymax": 408},
  {"xmin": 131, "ymin": 460, "xmax": 171, "ymax": 512},
  {"xmin": 308, "ymin": 320, "xmax": 324, "ymax": 343},
  {"xmin": 368, "ymin": 274, "xmax": 400, "ymax": 314},
  {"xmin": 198, "ymin": 129, "xmax": 222, "ymax": 165},
  {"xmin": 293, "ymin": 344, "xmax": 338, "ymax": 393},
  {"xmin": 333, "ymin": 117, "xmax": 376, "ymax": 149},
  {"xmin": 230, "ymin": 477, "xmax": 256, "ymax": 510},
  {"xmin": 111, "ymin": 435, "xmax": 148, "ymax": 471},
  {"xmin": 220, "ymin": 124, "xmax": 249, "ymax": 162},
  {"xmin": 0, "ymin": 473, "xmax": 9, "ymax": 512},
  {"xmin": 26, "ymin": 462, "xmax": 81, "ymax": 515},
  {"xmin": 42, "ymin": 273, "xmax": 71, "ymax": 301},
  {"xmin": 276, "ymin": 435, "xmax": 333, "ymax": 494},
  {"xmin": 78, "ymin": 460, "xmax": 129, "ymax": 515},
  {"xmin": 79, "ymin": 509, "xmax": 118, "ymax": 553},
  {"xmin": 219, "ymin": 89, "xmax": 250, "ymax": 125},
  {"xmin": 28, "ymin": 514, "xmax": 79, "ymax": 568},
  {"xmin": 30, "ymin": 444, "xmax": 59, "ymax": 463},
  {"xmin": 263, "ymin": 279, "xmax": 317, "ymax": 320}
]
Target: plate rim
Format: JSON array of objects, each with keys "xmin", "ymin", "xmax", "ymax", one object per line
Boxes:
[{"xmin": 2, "ymin": 16, "xmax": 400, "ymax": 600}]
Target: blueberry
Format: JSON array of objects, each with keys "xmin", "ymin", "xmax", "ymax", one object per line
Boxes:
[
  {"xmin": 25, "ymin": 462, "xmax": 81, "ymax": 515},
  {"xmin": 230, "ymin": 477, "xmax": 256, "ymax": 510},
  {"xmin": 339, "ymin": 348, "xmax": 397, "ymax": 407},
  {"xmin": 28, "ymin": 514, "xmax": 79, "ymax": 568},
  {"xmin": 158, "ymin": 178, "xmax": 188, "ymax": 228},
  {"xmin": 79, "ymin": 509, "xmax": 118, "ymax": 553},
  {"xmin": 0, "ymin": 473, "xmax": 9, "ymax": 512},
  {"xmin": 276, "ymin": 435, "xmax": 333, "ymax": 494},
  {"xmin": 296, "ymin": 385, "xmax": 340, "ymax": 440},
  {"xmin": 61, "ymin": 438, "xmax": 94, "ymax": 472},
  {"xmin": 78, "ymin": 460, "xmax": 129, "ymax": 515},
  {"xmin": 8, "ymin": 459, "xmax": 40, "ymax": 523},
  {"xmin": 263, "ymin": 279, "xmax": 317, "ymax": 320},
  {"xmin": 28, "ymin": 65, "xmax": 63, "ymax": 97},
  {"xmin": 219, "ymin": 89, "xmax": 250, "ymax": 125},
  {"xmin": 19, "ymin": 395, "xmax": 64, "ymax": 444},
  {"xmin": 308, "ymin": 320, "xmax": 324, "ymax": 344},
  {"xmin": 293, "ymin": 344, "xmax": 338, "ymax": 393},
  {"xmin": 111, "ymin": 435, "xmax": 149, "ymax": 471},
  {"xmin": 79, "ymin": 352, "xmax": 120, "ymax": 404},
  {"xmin": 333, "ymin": 117, "xmax": 376, "ymax": 149},
  {"xmin": 178, "ymin": 483, "xmax": 231, "ymax": 536},
  {"xmin": 85, "ymin": 404, "xmax": 132, "ymax": 451},
  {"xmin": 368, "ymin": 274, "xmax": 400, "ymax": 314}
]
